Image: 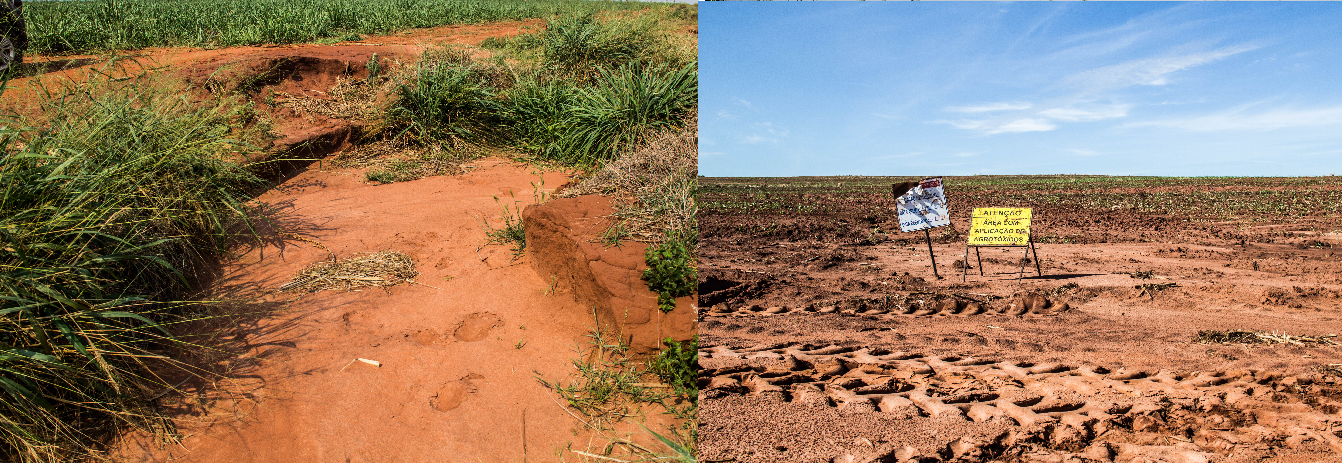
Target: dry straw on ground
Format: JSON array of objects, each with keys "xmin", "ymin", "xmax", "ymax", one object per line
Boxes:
[
  {"xmin": 275, "ymin": 76, "xmax": 396, "ymax": 122},
  {"xmin": 1194, "ymin": 329, "xmax": 1338, "ymax": 346},
  {"xmin": 556, "ymin": 119, "xmax": 696, "ymax": 244},
  {"xmin": 279, "ymin": 251, "xmax": 419, "ymax": 292}
]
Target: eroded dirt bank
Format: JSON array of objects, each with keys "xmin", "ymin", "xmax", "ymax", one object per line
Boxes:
[
  {"xmin": 0, "ymin": 20, "xmax": 697, "ymax": 462},
  {"xmin": 698, "ymin": 177, "xmax": 1342, "ymax": 463},
  {"xmin": 111, "ymin": 160, "xmax": 599, "ymax": 462}
]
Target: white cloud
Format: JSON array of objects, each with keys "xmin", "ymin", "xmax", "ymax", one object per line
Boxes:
[
  {"xmin": 1126, "ymin": 105, "xmax": 1342, "ymax": 132},
  {"xmin": 939, "ymin": 118, "xmax": 1057, "ymax": 135},
  {"xmin": 715, "ymin": 109, "xmax": 737, "ymax": 120},
  {"xmin": 945, "ymin": 102, "xmax": 1032, "ymax": 113},
  {"xmin": 1039, "ymin": 104, "xmax": 1130, "ymax": 122},
  {"xmin": 1066, "ymin": 44, "xmax": 1259, "ymax": 92},
  {"xmin": 1067, "ymin": 149, "xmax": 1100, "ymax": 157},
  {"xmin": 951, "ymin": 151, "xmax": 981, "ymax": 158},
  {"xmin": 989, "ymin": 118, "xmax": 1058, "ymax": 134},
  {"xmin": 735, "ymin": 98, "xmax": 754, "ymax": 108},
  {"xmin": 741, "ymin": 135, "xmax": 777, "ymax": 145}
]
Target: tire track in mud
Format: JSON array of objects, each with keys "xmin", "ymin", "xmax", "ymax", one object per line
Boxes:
[
  {"xmin": 700, "ymin": 342, "xmax": 1342, "ymax": 463},
  {"xmin": 704, "ymin": 291, "xmax": 1071, "ymax": 319}
]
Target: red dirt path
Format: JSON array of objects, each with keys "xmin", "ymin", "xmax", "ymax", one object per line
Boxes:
[{"xmin": 0, "ymin": 20, "xmax": 695, "ymax": 463}]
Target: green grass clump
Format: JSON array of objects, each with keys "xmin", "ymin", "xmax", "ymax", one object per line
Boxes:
[
  {"xmin": 524, "ymin": 14, "xmax": 664, "ymax": 78},
  {"xmin": 536, "ymin": 325, "xmax": 697, "ymax": 461},
  {"xmin": 22, "ymin": 0, "xmax": 664, "ymax": 55},
  {"xmin": 641, "ymin": 235, "xmax": 695, "ymax": 313},
  {"xmin": 482, "ymin": 200, "xmax": 527, "ymax": 261},
  {"xmin": 387, "ymin": 61, "xmax": 505, "ymax": 145},
  {"xmin": 648, "ymin": 336, "xmax": 696, "ymax": 399},
  {"xmin": 0, "ymin": 80, "xmax": 266, "ymax": 462},
  {"xmin": 386, "ymin": 13, "xmax": 697, "ymax": 168},
  {"xmin": 547, "ymin": 62, "xmax": 697, "ymax": 166}
]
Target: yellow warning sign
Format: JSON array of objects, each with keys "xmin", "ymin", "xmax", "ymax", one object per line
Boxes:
[{"xmin": 967, "ymin": 208, "xmax": 1032, "ymax": 246}]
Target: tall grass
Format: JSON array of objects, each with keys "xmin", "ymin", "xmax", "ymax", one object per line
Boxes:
[
  {"xmin": 21, "ymin": 0, "xmax": 666, "ymax": 55},
  {"xmin": 548, "ymin": 63, "xmax": 697, "ymax": 165},
  {"xmin": 0, "ymin": 80, "xmax": 266, "ymax": 462},
  {"xmin": 389, "ymin": 13, "xmax": 697, "ymax": 167}
]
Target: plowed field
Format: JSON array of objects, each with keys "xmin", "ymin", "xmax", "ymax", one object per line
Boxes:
[{"xmin": 698, "ymin": 175, "xmax": 1342, "ymax": 463}]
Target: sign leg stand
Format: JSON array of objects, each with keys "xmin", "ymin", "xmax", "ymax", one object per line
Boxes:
[
  {"xmin": 1017, "ymin": 245, "xmax": 1029, "ymax": 282},
  {"xmin": 1030, "ymin": 239, "xmax": 1042, "ymax": 277},
  {"xmin": 962, "ymin": 244, "xmax": 969, "ymax": 282},
  {"xmin": 924, "ymin": 228, "xmax": 940, "ymax": 279},
  {"xmin": 975, "ymin": 247, "xmax": 984, "ymax": 276}
]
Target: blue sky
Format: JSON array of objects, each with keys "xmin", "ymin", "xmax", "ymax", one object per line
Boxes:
[{"xmin": 699, "ymin": 2, "xmax": 1342, "ymax": 177}]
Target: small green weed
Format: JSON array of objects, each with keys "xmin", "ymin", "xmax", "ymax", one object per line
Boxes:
[
  {"xmin": 367, "ymin": 53, "xmax": 383, "ymax": 80},
  {"xmin": 537, "ymin": 321, "xmax": 697, "ymax": 460},
  {"xmin": 483, "ymin": 199, "xmax": 527, "ymax": 261},
  {"xmin": 648, "ymin": 337, "xmax": 697, "ymax": 399},
  {"xmin": 536, "ymin": 327, "xmax": 650, "ymax": 428},
  {"xmin": 642, "ymin": 235, "xmax": 695, "ymax": 313}
]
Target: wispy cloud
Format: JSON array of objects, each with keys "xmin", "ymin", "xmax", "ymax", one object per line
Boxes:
[
  {"xmin": 945, "ymin": 102, "xmax": 1032, "ymax": 113},
  {"xmin": 1065, "ymin": 44, "xmax": 1260, "ymax": 92},
  {"xmin": 715, "ymin": 109, "xmax": 737, "ymax": 120},
  {"xmin": 941, "ymin": 118, "xmax": 1057, "ymax": 135},
  {"xmin": 1039, "ymin": 104, "xmax": 1130, "ymax": 122},
  {"xmin": 739, "ymin": 122, "xmax": 791, "ymax": 144},
  {"xmin": 1067, "ymin": 149, "xmax": 1100, "ymax": 157},
  {"xmin": 993, "ymin": 118, "xmax": 1058, "ymax": 134},
  {"xmin": 1126, "ymin": 105, "xmax": 1342, "ymax": 132},
  {"xmin": 741, "ymin": 135, "xmax": 777, "ymax": 145}
]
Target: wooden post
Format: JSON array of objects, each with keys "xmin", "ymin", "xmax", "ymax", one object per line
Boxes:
[
  {"xmin": 975, "ymin": 247, "xmax": 984, "ymax": 276},
  {"xmin": 924, "ymin": 228, "xmax": 939, "ymax": 279},
  {"xmin": 1017, "ymin": 245, "xmax": 1029, "ymax": 282},
  {"xmin": 962, "ymin": 243, "xmax": 969, "ymax": 282},
  {"xmin": 1030, "ymin": 238, "xmax": 1042, "ymax": 277}
]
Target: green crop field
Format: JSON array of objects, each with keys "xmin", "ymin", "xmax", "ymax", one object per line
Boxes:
[
  {"xmin": 22, "ymin": 0, "xmax": 664, "ymax": 55},
  {"xmin": 701, "ymin": 175, "xmax": 1342, "ymax": 222}
]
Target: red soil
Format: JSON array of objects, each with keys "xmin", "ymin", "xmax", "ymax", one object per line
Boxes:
[
  {"xmin": 699, "ymin": 178, "xmax": 1342, "ymax": 463},
  {"xmin": 0, "ymin": 20, "xmax": 695, "ymax": 463}
]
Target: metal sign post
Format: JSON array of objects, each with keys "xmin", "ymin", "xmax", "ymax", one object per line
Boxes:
[
  {"xmin": 894, "ymin": 177, "xmax": 949, "ymax": 279},
  {"xmin": 963, "ymin": 207, "xmax": 1042, "ymax": 282}
]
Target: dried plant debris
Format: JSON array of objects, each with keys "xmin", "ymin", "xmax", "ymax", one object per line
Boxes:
[
  {"xmin": 555, "ymin": 119, "xmax": 696, "ymax": 244},
  {"xmin": 280, "ymin": 251, "xmax": 419, "ymax": 292},
  {"xmin": 275, "ymin": 76, "xmax": 395, "ymax": 121},
  {"xmin": 1194, "ymin": 329, "xmax": 1337, "ymax": 346},
  {"xmin": 1135, "ymin": 282, "xmax": 1178, "ymax": 298},
  {"xmin": 330, "ymin": 138, "xmax": 479, "ymax": 183}
]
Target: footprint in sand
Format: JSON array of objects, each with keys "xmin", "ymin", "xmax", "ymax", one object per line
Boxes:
[
  {"xmin": 430, "ymin": 373, "xmax": 484, "ymax": 411},
  {"xmin": 453, "ymin": 312, "xmax": 502, "ymax": 342},
  {"xmin": 408, "ymin": 329, "xmax": 439, "ymax": 346}
]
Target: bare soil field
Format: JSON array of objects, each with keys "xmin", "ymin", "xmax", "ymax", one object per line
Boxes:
[
  {"xmin": 3, "ymin": 19, "xmax": 695, "ymax": 462},
  {"xmin": 698, "ymin": 176, "xmax": 1342, "ymax": 463}
]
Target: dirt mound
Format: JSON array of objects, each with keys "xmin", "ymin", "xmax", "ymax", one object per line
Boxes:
[{"xmin": 522, "ymin": 195, "xmax": 695, "ymax": 355}]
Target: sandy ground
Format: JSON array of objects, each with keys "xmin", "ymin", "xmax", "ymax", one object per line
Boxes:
[
  {"xmin": 698, "ymin": 179, "xmax": 1342, "ymax": 463},
  {"xmin": 112, "ymin": 160, "xmax": 591, "ymax": 463},
  {"xmin": 2, "ymin": 19, "xmax": 693, "ymax": 463}
]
